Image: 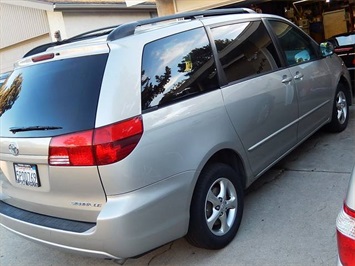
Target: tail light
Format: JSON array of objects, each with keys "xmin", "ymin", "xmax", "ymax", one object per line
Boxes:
[
  {"xmin": 337, "ymin": 203, "xmax": 355, "ymax": 266},
  {"xmin": 49, "ymin": 116, "xmax": 143, "ymax": 166}
]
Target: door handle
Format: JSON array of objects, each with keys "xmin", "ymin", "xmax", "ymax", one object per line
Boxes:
[
  {"xmin": 294, "ymin": 71, "xmax": 304, "ymax": 80},
  {"xmin": 282, "ymin": 75, "xmax": 293, "ymax": 84}
]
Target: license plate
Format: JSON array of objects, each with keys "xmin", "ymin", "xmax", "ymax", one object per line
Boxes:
[{"xmin": 14, "ymin": 163, "xmax": 40, "ymax": 187}]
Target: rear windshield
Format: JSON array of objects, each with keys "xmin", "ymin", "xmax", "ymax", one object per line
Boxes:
[{"xmin": 0, "ymin": 54, "xmax": 108, "ymax": 138}]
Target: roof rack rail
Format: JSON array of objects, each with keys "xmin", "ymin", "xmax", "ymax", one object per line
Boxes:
[
  {"xmin": 23, "ymin": 8, "xmax": 254, "ymax": 58},
  {"xmin": 23, "ymin": 25, "xmax": 119, "ymax": 58},
  {"xmin": 107, "ymin": 8, "xmax": 255, "ymax": 42}
]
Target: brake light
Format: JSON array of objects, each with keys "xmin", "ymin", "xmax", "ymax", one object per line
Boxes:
[
  {"xmin": 93, "ymin": 116, "xmax": 143, "ymax": 165},
  {"xmin": 32, "ymin": 53, "xmax": 55, "ymax": 62},
  {"xmin": 336, "ymin": 203, "xmax": 355, "ymax": 266},
  {"xmin": 49, "ymin": 116, "xmax": 143, "ymax": 166}
]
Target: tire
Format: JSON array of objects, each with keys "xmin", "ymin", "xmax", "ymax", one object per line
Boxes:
[
  {"xmin": 325, "ymin": 83, "xmax": 350, "ymax": 133},
  {"xmin": 186, "ymin": 163, "xmax": 244, "ymax": 249}
]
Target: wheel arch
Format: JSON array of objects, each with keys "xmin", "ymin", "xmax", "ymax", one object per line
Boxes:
[
  {"xmin": 324, "ymin": 79, "xmax": 351, "ymax": 132},
  {"xmin": 199, "ymin": 149, "xmax": 247, "ymax": 190},
  {"xmin": 185, "ymin": 151, "xmax": 246, "ymax": 249},
  {"xmin": 339, "ymin": 75, "xmax": 353, "ymax": 106}
]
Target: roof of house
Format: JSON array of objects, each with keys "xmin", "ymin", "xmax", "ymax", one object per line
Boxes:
[
  {"xmin": 1, "ymin": 0, "xmax": 156, "ymax": 11},
  {"xmin": 40, "ymin": 0, "xmax": 155, "ymax": 3}
]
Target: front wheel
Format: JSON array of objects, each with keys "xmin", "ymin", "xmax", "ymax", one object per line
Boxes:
[
  {"xmin": 325, "ymin": 83, "xmax": 349, "ymax": 133},
  {"xmin": 186, "ymin": 163, "xmax": 244, "ymax": 249}
]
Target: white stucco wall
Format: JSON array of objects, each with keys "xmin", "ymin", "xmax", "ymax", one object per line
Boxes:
[
  {"xmin": 0, "ymin": 34, "xmax": 52, "ymax": 72},
  {"xmin": 0, "ymin": 4, "xmax": 157, "ymax": 73},
  {"xmin": 0, "ymin": 3, "xmax": 50, "ymax": 49},
  {"xmin": 173, "ymin": 0, "xmax": 244, "ymax": 13},
  {"xmin": 63, "ymin": 11, "xmax": 156, "ymax": 37},
  {"xmin": 0, "ymin": 3, "xmax": 51, "ymax": 72}
]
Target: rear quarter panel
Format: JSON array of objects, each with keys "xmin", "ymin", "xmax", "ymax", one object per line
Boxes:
[
  {"xmin": 98, "ymin": 89, "xmax": 251, "ymax": 196},
  {"xmin": 326, "ymin": 54, "xmax": 353, "ymax": 103},
  {"xmin": 97, "ymin": 25, "xmax": 252, "ymax": 196}
]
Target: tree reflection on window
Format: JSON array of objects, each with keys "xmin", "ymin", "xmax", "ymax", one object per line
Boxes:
[
  {"xmin": 211, "ymin": 21, "xmax": 280, "ymax": 83},
  {"xmin": 141, "ymin": 28, "xmax": 218, "ymax": 111},
  {"xmin": 0, "ymin": 74, "xmax": 22, "ymax": 116}
]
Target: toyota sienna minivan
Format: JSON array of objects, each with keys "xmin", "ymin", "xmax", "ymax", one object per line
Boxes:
[{"xmin": 0, "ymin": 8, "xmax": 352, "ymax": 262}]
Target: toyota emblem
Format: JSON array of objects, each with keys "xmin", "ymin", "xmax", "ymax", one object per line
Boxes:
[{"xmin": 8, "ymin": 143, "xmax": 19, "ymax": 156}]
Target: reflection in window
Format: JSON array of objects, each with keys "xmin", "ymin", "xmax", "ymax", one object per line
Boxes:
[
  {"xmin": 141, "ymin": 28, "xmax": 218, "ymax": 110},
  {"xmin": 211, "ymin": 21, "xmax": 280, "ymax": 84},
  {"xmin": 0, "ymin": 74, "xmax": 22, "ymax": 116},
  {"xmin": 268, "ymin": 20, "xmax": 317, "ymax": 66},
  {"xmin": 335, "ymin": 35, "xmax": 355, "ymax": 46},
  {"xmin": 0, "ymin": 54, "xmax": 108, "ymax": 138}
]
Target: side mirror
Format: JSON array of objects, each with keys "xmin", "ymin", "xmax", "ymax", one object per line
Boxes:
[{"xmin": 320, "ymin": 41, "xmax": 334, "ymax": 57}]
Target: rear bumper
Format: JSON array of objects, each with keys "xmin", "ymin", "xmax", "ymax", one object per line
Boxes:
[{"xmin": 0, "ymin": 171, "xmax": 194, "ymax": 259}]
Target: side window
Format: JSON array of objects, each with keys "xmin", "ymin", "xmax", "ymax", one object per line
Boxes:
[
  {"xmin": 268, "ymin": 20, "xmax": 317, "ymax": 66},
  {"xmin": 141, "ymin": 28, "xmax": 218, "ymax": 111},
  {"xmin": 211, "ymin": 20, "xmax": 281, "ymax": 84}
]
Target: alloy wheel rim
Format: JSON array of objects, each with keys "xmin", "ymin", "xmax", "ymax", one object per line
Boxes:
[
  {"xmin": 336, "ymin": 91, "xmax": 347, "ymax": 125},
  {"xmin": 205, "ymin": 177, "xmax": 237, "ymax": 236}
]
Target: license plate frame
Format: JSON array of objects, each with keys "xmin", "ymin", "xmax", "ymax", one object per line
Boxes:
[{"xmin": 13, "ymin": 163, "xmax": 41, "ymax": 187}]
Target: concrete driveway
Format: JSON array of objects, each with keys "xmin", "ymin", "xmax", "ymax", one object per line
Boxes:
[{"xmin": 1, "ymin": 106, "xmax": 354, "ymax": 266}]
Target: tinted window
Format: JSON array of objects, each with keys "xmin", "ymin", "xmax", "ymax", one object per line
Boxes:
[
  {"xmin": 268, "ymin": 20, "xmax": 317, "ymax": 66},
  {"xmin": 335, "ymin": 34, "xmax": 355, "ymax": 46},
  {"xmin": 141, "ymin": 28, "xmax": 218, "ymax": 110},
  {"xmin": 211, "ymin": 21, "xmax": 281, "ymax": 84},
  {"xmin": 0, "ymin": 71, "xmax": 11, "ymax": 88},
  {"xmin": 0, "ymin": 54, "xmax": 108, "ymax": 138}
]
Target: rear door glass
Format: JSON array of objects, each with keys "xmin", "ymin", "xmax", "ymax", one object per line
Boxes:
[{"xmin": 0, "ymin": 54, "xmax": 108, "ymax": 138}]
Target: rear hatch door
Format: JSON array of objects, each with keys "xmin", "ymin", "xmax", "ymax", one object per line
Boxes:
[{"xmin": 0, "ymin": 52, "xmax": 108, "ymax": 222}]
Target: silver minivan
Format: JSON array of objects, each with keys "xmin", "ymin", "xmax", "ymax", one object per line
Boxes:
[{"xmin": 0, "ymin": 8, "xmax": 352, "ymax": 262}]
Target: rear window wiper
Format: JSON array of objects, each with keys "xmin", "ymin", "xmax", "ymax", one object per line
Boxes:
[{"xmin": 10, "ymin": 126, "xmax": 63, "ymax": 134}]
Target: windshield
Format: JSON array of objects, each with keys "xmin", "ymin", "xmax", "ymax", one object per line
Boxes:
[
  {"xmin": 335, "ymin": 34, "xmax": 355, "ymax": 46},
  {"xmin": 0, "ymin": 54, "xmax": 108, "ymax": 138}
]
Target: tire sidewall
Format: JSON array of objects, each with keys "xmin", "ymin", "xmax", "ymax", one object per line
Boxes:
[
  {"xmin": 187, "ymin": 163, "xmax": 244, "ymax": 249},
  {"xmin": 327, "ymin": 83, "xmax": 350, "ymax": 132}
]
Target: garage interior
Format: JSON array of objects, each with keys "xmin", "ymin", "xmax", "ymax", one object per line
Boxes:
[
  {"xmin": 220, "ymin": 0, "xmax": 355, "ymax": 42},
  {"xmin": 157, "ymin": 0, "xmax": 354, "ymax": 43}
]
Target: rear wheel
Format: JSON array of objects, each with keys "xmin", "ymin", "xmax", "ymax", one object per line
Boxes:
[
  {"xmin": 325, "ymin": 83, "xmax": 349, "ymax": 132},
  {"xmin": 186, "ymin": 163, "xmax": 244, "ymax": 249}
]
